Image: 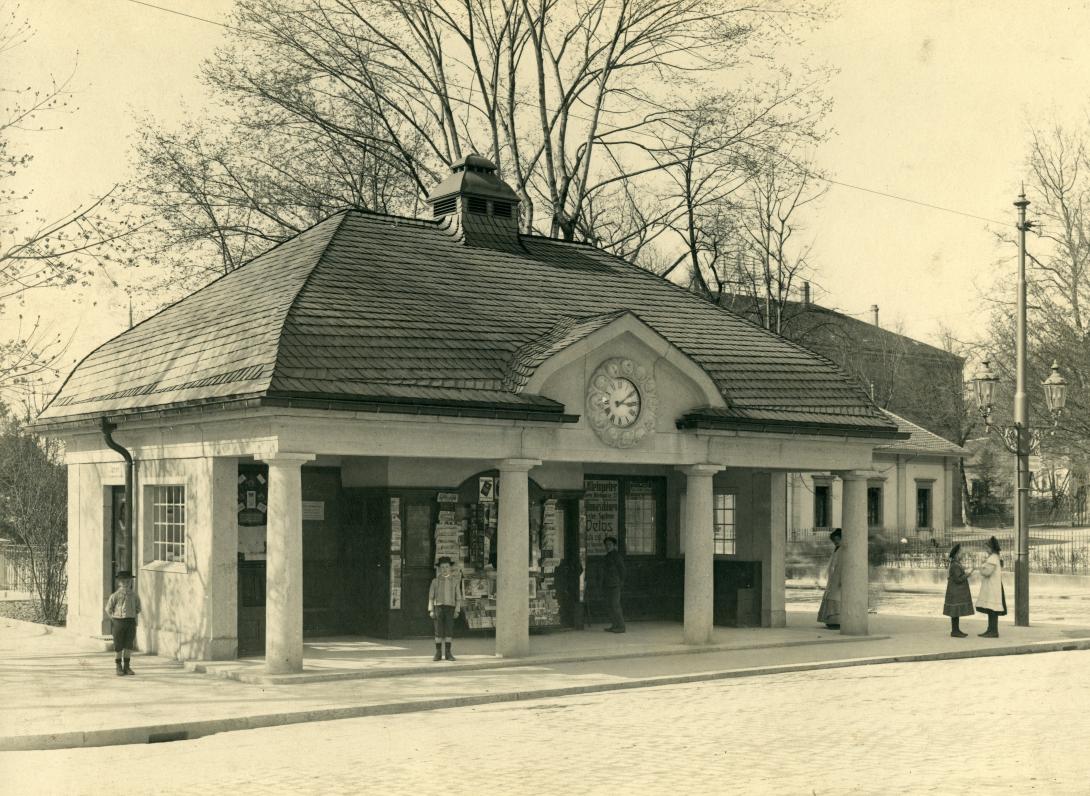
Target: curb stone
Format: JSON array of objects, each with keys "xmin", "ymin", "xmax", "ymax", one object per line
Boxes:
[{"xmin": 186, "ymin": 634, "xmax": 887, "ymax": 685}]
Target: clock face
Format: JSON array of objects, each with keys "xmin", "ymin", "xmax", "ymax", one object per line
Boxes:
[
  {"xmin": 586, "ymin": 358, "xmax": 657, "ymax": 448},
  {"xmin": 599, "ymin": 377, "xmax": 641, "ymax": 427}
]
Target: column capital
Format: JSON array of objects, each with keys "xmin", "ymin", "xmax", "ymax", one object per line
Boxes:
[
  {"xmin": 497, "ymin": 458, "xmax": 541, "ymax": 473},
  {"xmin": 835, "ymin": 469, "xmax": 871, "ymax": 482},
  {"xmin": 260, "ymin": 452, "xmax": 316, "ymax": 467},
  {"xmin": 681, "ymin": 463, "xmax": 724, "ymax": 477}
]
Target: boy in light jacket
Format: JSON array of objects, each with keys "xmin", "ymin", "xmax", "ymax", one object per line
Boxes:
[
  {"xmin": 104, "ymin": 571, "xmax": 141, "ymax": 675},
  {"xmin": 428, "ymin": 556, "xmax": 464, "ymax": 661}
]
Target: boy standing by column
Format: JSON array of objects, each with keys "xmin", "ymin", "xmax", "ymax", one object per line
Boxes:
[
  {"xmin": 105, "ymin": 571, "xmax": 141, "ymax": 675},
  {"xmin": 428, "ymin": 556, "xmax": 464, "ymax": 661}
]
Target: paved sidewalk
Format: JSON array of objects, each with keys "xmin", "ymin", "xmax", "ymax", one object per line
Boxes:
[{"xmin": 3, "ymin": 610, "xmax": 1089, "ymax": 751}]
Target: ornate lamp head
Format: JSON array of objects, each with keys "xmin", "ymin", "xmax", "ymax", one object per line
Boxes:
[
  {"xmin": 972, "ymin": 359, "xmax": 998, "ymax": 426},
  {"xmin": 1042, "ymin": 360, "xmax": 1069, "ymax": 420}
]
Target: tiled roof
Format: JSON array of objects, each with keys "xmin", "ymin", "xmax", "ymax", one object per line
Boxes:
[
  {"xmin": 875, "ymin": 411, "xmax": 967, "ymax": 455},
  {"xmin": 38, "ymin": 210, "xmax": 900, "ymax": 436}
]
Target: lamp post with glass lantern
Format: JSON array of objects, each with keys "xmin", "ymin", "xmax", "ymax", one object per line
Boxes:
[{"xmin": 971, "ymin": 192, "xmax": 1069, "ymax": 627}]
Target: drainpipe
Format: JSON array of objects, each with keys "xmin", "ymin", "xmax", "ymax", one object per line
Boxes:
[{"xmin": 101, "ymin": 418, "xmax": 134, "ymax": 576}]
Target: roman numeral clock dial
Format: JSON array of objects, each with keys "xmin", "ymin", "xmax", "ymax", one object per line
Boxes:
[{"xmin": 586, "ymin": 358, "xmax": 657, "ymax": 448}]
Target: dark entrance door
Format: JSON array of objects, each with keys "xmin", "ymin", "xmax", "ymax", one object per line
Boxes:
[
  {"xmin": 109, "ymin": 485, "xmax": 131, "ymax": 577},
  {"xmin": 559, "ymin": 496, "xmax": 585, "ymax": 629},
  {"xmin": 237, "ymin": 560, "xmax": 266, "ymax": 656},
  {"xmin": 343, "ymin": 490, "xmax": 389, "ymax": 638}
]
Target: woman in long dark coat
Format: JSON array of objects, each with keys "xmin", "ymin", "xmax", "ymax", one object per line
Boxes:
[{"xmin": 943, "ymin": 542, "xmax": 974, "ymax": 637}]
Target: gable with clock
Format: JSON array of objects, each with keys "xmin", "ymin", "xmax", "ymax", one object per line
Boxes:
[{"xmin": 586, "ymin": 357, "xmax": 658, "ymax": 448}]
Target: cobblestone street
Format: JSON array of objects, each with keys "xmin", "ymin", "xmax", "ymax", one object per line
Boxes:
[{"xmin": 4, "ymin": 650, "xmax": 1088, "ymax": 794}]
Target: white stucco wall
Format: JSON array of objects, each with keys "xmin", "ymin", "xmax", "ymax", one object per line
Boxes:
[
  {"xmin": 131, "ymin": 456, "xmax": 238, "ymax": 660},
  {"xmin": 788, "ymin": 452, "xmax": 958, "ymax": 536}
]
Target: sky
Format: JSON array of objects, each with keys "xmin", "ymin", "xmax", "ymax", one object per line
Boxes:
[{"xmin": 7, "ymin": 0, "xmax": 1090, "ymax": 387}]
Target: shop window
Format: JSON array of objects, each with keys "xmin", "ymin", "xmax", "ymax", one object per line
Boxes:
[
  {"xmin": 403, "ymin": 501, "xmax": 434, "ymax": 566},
  {"xmin": 813, "ymin": 482, "xmax": 831, "ymax": 528},
  {"xmin": 586, "ymin": 476, "xmax": 663, "ymax": 556},
  {"xmin": 713, "ymin": 492, "xmax": 736, "ymax": 555},
  {"xmin": 916, "ymin": 483, "xmax": 933, "ymax": 529},
  {"xmin": 867, "ymin": 485, "xmax": 883, "ymax": 528},
  {"xmin": 624, "ymin": 481, "xmax": 657, "ymax": 554},
  {"xmin": 149, "ymin": 485, "xmax": 186, "ymax": 564}
]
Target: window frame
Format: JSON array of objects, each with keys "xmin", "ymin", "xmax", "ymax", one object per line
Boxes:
[
  {"xmin": 143, "ymin": 483, "xmax": 188, "ymax": 572},
  {"xmin": 713, "ymin": 490, "xmax": 737, "ymax": 556},
  {"xmin": 915, "ymin": 480, "xmax": 935, "ymax": 529},
  {"xmin": 867, "ymin": 482, "xmax": 884, "ymax": 529},
  {"xmin": 813, "ymin": 480, "xmax": 832, "ymax": 529}
]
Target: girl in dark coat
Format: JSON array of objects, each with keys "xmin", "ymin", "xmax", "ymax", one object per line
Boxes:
[{"xmin": 943, "ymin": 543, "xmax": 975, "ymax": 637}]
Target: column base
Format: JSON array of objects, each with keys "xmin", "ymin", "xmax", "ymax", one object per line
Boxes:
[{"xmin": 762, "ymin": 609, "xmax": 786, "ymax": 628}]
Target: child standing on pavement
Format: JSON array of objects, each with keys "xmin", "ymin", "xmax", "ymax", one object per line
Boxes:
[
  {"xmin": 943, "ymin": 543, "xmax": 974, "ymax": 637},
  {"xmin": 428, "ymin": 556, "xmax": 464, "ymax": 661},
  {"xmin": 104, "ymin": 571, "xmax": 141, "ymax": 675}
]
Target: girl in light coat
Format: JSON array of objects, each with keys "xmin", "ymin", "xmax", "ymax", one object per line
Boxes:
[
  {"xmin": 975, "ymin": 536, "xmax": 1006, "ymax": 638},
  {"xmin": 817, "ymin": 528, "xmax": 843, "ymax": 629}
]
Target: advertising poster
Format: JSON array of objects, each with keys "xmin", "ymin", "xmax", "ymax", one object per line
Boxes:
[{"xmin": 583, "ymin": 479, "xmax": 618, "ymax": 554}]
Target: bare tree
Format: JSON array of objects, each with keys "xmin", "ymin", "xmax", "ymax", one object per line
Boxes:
[
  {"xmin": 0, "ymin": 408, "xmax": 67, "ymax": 624},
  {"xmin": 126, "ymin": 0, "xmax": 830, "ymax": 287},
  {"xmin": 0, "ymin": 2, "xmax": 140, "ymax": 397},
  {"xmin": 695, "ymin": 145, "xmax": 827, "ymax": 332},
  {"xmin": 985, "ymin": 118, "xmax": 1090, "ymax": 462}
]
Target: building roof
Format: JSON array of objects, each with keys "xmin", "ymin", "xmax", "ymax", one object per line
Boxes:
[
  {"xmin": 37, "ymin": 209, "xmax": 901, "ymax": 437},
  {"xmin": 875, "ymin": 410, "xmax": 967, "ymax": 456}
]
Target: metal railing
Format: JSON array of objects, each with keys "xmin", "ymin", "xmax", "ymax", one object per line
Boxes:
[{"xmin": 787, "ymin": 526, "xmax": 1090, "ymax": 576}]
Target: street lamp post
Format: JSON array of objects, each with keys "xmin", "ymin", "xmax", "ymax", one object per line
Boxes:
[{"xmin": 972, "ymin": 191, "xmax": 1069, "ymax": 627}]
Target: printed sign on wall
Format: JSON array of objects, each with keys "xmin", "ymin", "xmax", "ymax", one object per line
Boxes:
[{"xmin": 583, "ymin": 479, "xmax": 618, "ymax": 555}]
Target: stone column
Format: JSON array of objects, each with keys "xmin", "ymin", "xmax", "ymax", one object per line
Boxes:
[
  {"xmin": 262, "ymin": 453, "xmax": 314, "ymax": 674},
  {"xmin": 496, "ymin": 458, "xmax": 540, "ymax": 658},
  {"xmin": 682, "ymin": 464, "xmax": 723, "ymax": 645},
  {"xmin": 839, "ymin": 471, "xmax": 869, "ymax": 636},
  {"xmin": 896, "ymin": 455, "xmax": 908, "ymax": 532},
  {"xmin": 207, "ymin": 457, "xmax": 240, "ymax": 659},
  {"xmin": 764, "ymin": 472, "xmax": 788, "ymax": 628},
  {"xmin": 944, "ymin": 458, "xmax": 956, "ymax": 530}
]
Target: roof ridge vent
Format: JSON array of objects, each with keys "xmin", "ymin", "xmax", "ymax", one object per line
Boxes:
[{"xmin": 424, "ymin": 152, "xmax": 523, "ymax": 252}]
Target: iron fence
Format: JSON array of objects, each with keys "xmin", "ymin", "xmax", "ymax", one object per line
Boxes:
[
  {"xmin": 786, "ymin": 527, "xmax": 1090, "ymax": 576},
  {"xmin": 0, "ymin": 541, "xmax": 37, "ymax": 592}
]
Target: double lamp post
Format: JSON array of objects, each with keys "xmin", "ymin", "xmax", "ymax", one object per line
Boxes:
[{"xmin": 971, "ymin": 192, "xmax": 1070, "ymax": 627}]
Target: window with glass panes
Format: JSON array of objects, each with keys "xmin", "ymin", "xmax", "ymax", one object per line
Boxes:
[
  {"xmin": 867, "ymin": 485, "xmax": 883, "ymax": 528},
  {"xmin": 150, "ymin": 485, "xmax": 186, "ymax": 563},
  {"xmin": 713, "ymin": 492, "xmax": 736, "ymax": 555},
  {"xmin": 916, "ymin": 483, "xmax": 933, "ymax": 529},
  {"xmin": 813, "ymin": 482, "xmax": 831, "ymax": 528},
  {"xmin": 623, "ymin": 481, "xmax": 657, "ymax": 554}
]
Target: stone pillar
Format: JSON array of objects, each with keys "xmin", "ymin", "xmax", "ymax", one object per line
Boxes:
[
  {"xmin": 839, "ymin": 471, "xmax": 869, "ymax": 636},
  {"xmin": 682, "ymin": 464, "xmax": 723, "ymax": 645},
  {"xmin": 262, "ymin": 453, "xmax": 314, "ymax": 674},
  {"xmin": 764, "ymin": 472, "xmax": 788, "ymax": 628},
  {"xmin": 896, "ymin": 455, "xmax": 908, "ymax": 532},
  {"xmin": 944, "ymin": 458, "xmax": 956, "ymax": 530},
  {"xmin": 207, "ymin": 457, "xmax": 240, "ymax": 659},
  {"xmin": 496, "ymin": 458, "xmax": 540, "ymax": 658}
]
